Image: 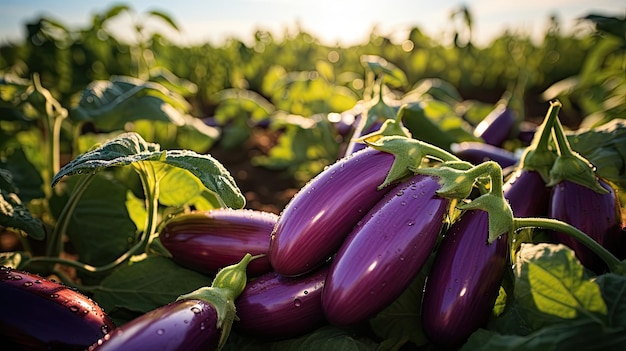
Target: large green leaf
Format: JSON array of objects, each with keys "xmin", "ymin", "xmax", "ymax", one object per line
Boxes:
[
  {"xmin": 51, "ymin": 132, "xmax": 244, "ymax": 209},
  {"xmin": 360, "ymin": 55, "xmax": 408, "ymax": 88},
  {"xmin": 513, "ymin": 243, "xmax": 607, "ymax": 330},
  {"xmin": 92, "ymin": 255, "xmax": 211, "ymax": 325},
  {"xmin": 70, "ymin": 76, "xmax": 190, "ymax": 130}
]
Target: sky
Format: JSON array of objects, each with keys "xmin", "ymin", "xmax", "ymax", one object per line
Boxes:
[{"xmin": 0, "ymin": 0, "xmax": 624, "ymax": 47}]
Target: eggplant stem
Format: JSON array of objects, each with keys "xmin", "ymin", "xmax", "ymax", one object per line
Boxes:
[{"xmin": 513, "ymin": 217, "xmax": 624, "ymax": 275}]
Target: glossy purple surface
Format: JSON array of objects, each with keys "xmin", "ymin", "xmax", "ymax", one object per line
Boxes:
[
  {"xmin": 235, "ymin": 266, "xmax": 329, "ymax": 339},
  {"xmin": 451, "ymin": 141, "xmax": 519, "ymax": 169},
  {"xmin": 0, "ymin": 266, "xmax": 115, "ymax": 351},
  {"xmin": 269, "ymin": 148, "xmax": 395, "ymax": 276},
  {"xmin": 503, "ymin": 169, "xmax": 550, "ymax": 218},
  {"xmin": 421, "ymin": 210, "xmax": 508, "ymax": 350},
  {"xmin": 160, "ymin": 209, "xmax": 277, "ymax": 276},
  {"xmin": 549, "ymin": 179, "xmax": 623, "ymax": 274},
  {"xmin": 473, "ymin": 105, "xmax": 516, "ymax": 147},
  {"xmin": 88, "ymin": 299, "xmax": 220, "ymax": 351},
  {"xmin": 322, "ymin": 174, "xmax": 449, "ymax": 326}
]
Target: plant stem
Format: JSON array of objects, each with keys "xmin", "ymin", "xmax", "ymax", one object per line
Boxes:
[
  {"xmin": 420, "ymin": 141, "xmax": 462, "ymax": 163},
  {"xmin": 46, "ymin": 173, "xmax": 97, "ymax": 257},
  {"xmin": 514, "ymin": 217, "xmax": 624, "ymax": 274}
]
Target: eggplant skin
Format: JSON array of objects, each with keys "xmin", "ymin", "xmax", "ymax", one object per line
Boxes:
[
  {"xmin": 269, "ymin": 147, "xmax": 395, "ymax": 276},
  {"xmin": 473, "ymin": 105, "xmax": 516, "ymax": 147},
  {"xmin": 234, "ymin": 265, "xmax": 329, "ymax": 339},
  {"xmin": 451, "ymin": 141, "xmax": 518, "ymax": 169},
  {"xmin": 421, "ymin": 210, "xmax": 508, "ymax": 350},
  {"xmin": 503, "ymin": 169, "xmax": 550, "ymax": 218},
  {"xmin": 549, "ymin": 179, "xmax": 624, "ymax": 274},
  {"xmin": 88, "ymin": 299, "xmax": 220, "ymax": 351},
  {"xmin": 160, "ymin": 209, "xmax": 277, "ymax": 276},
  {"xmin": 0, "ymin": 266, "xmax": 115, "ymax": 351},
  {"xmin": 322, "ymin": 174, "xmax": 449, "ymax": 326}
]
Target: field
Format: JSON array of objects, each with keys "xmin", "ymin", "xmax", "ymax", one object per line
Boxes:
[{"xmin": 1, "ymin": 4, "xmax": 625, "ymax": 351}]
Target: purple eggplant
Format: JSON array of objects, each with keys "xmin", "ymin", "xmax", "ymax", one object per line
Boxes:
[
  {"xmin": 343, "ymin": 119, "xmax": 384, "ymax": 157},
  {"xmin": 549, "ymin": 178, "xmax": 623, "ymax": 274},
  {"xmin": 473, "ymin": 104, "xmax": 516, "ymax": 147},
  {"xmin": 322, "ymin": 174, "xmax": 449, "ymax": 326},
  {"xmin": 269, "ymin": 147, "xmax": 396, "ymax": 276},
  {"xmin": 451, "ymin": 141, "xmax": 519, "ymax": 169},
  {"xmin": 160, "ymin": 209, "xmax": 277, "ymax": 276},
  {"xmin": 421, "ymin": 210, "xmax": 508, "ymax": 350},
  {"xmin": 0, "ymin": 266, "xmax": 115, "ymax": 351},
  {"xmin": 503, "ymin": 169, "xmax": 550, "ymax": 218},
  {"xmin": 234, "ymin": 265, "xmax": 329, "ymax": 339},
  {"xmin": 89, "ymin": 253, "xmax": 256, "ymax": 351},
  {"xmin": 87, "ymin": 299, "xmax": 220, "ymax": 351}
]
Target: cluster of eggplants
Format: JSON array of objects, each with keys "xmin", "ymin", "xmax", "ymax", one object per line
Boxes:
[
  {"xmin": 159, "ymin": 208, "xmax": 277, "ymax": 276},
  {"xmin": 0, "ymin": 266, "xmax": 115, "ymax": 351},
  {"xmin": 269, "ymin": 147, "xmax": 396, "ymax": 276},
  {"xmin": 323, "ymin": 173, "xmax": 450, "ymax": 326}
]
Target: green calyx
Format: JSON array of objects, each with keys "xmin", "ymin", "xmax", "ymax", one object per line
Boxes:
[
  {"xmin": 548, "ymin": 118, "xmax": 608, "ymax": 194},
  {"xmin": 366, "ymin": 135, "xmax": 461, "ymax": 189},
  {"xmin": 176, "ymin": 253, "xmax": 259, "ymax": 351},
  {"xmin": 519, "ymin": 100, "xmax": 560, "ymax": 182}
]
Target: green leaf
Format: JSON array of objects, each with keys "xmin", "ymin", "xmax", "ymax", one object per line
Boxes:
[
  {"xmin": 147, "ymin": 10, "xmax": 180, "ymax": 31},
  {"xmin": 595, "ymin": 274, "xmax": 626, "ymax": 328},
  {"xmin": 1, "ymin": 148, "xmax": 45, "ymax": 202},
  {"xmin": 462, "ymin": 319, "xmax": 626, "ymax": 351},
  {"xmin": 244, "ymin": 325, "xmax": 378, "ymax": 351},
  {"xmin": 51, "ymin": 132, "xmax": 163, "ymax": 186},
  {"xmin": 405, "ymin": 78, "xmax": 463, "ymax": 106},
  {"xmin": 157, "ymin": 164, "xmax": 206, "ymax": 207},
  {"xmin": 0, "ymin": 73, "xmax": 32, "ymax": 107},
  {"xmin": 66, "ymin": 173, "xmax": 137, "ymax": 266},
  {"xmin": 567, "ymin": 119, "xmax": 626, "ymax": 191},
  {"xmin": 0, "ymin": 189, "xmax": 45, "ymax": 240},
  {"xmin": 93, "ymin": 255, "xmax": 211, "ymax": 324},
  {"xmin": 162, "ymin": 150, "xmax": 245, "ymax": 209},
  {"xmin": 360, "ymin": 55, "xmax": 408, "ymax": 87},
  {"xmin": 399, "ymin": 100, "xmax": 475, "ymax": 152},
  {"xmin": 70, "ymin": 76, "xmax": 189, "ymax": 130},
  {"xmin": 52, "ymin": 132, "xmax": 244, "ymax": 209},
  {"xmin": 513, "ymin": 243, "xmax": 608, "ymax": 330}
]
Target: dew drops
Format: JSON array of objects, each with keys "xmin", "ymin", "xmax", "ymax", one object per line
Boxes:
[
  {"xmin": 400, "ymin": 201, "xmax": 407, "ymax": 206},
  {"xmin": 50, "ymin": 293, "xmax": 59, "ymax": 298},
  {"xmin": 200, "ymin": 322, "xmax": 206, "ymax": 330},
  {"xmin": 407, "ymin": 220, "xmax": 415, "ymax": 226},
  {"xmin": 34, "ymin": 279, "xmax": 41, "ymax": 284},
  {"xmin": 191, "ymin": 306, "xmax": 201, "ymax": 314},
  {"xmin": 69, "ymin": 306, "xmax": 80, "ymax": 313},
  {"xmin": 12, "ymin": 275, "xmax": 22, "ymax": 280},
  {"xmin": 156, "ymin": 329, "xmax": 165, "ymax": 335},
  {"xmin": 101, "ymin": 325, "xmax": 110, "ymax": 335},
  {"xmin": 399, "ymin": 255, "xmax": 405, "ymax": 261},
  {"xmin": 23, "ymin": 281, "xmax": 33, "ymax": 287},
  {"xmin": 303, "ymin": 290, "xmax": 309, "ymax": 295},
  {"xmin": 294, "ymin": 299, "xmax": 302, "ymax": 307}
]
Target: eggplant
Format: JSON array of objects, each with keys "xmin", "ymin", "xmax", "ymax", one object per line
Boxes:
[
  {"xmin": 87, "ymin": 299, "xmax": 220, "ymax": 351},
  {"xmin": 160, "ymin": 209, "xmax": 277, "ymax": 276},
  {"xmin": 503, "ymin": 169, "xmax": 550, "ymax": 218},
  {"xmin": 343, "ymin": 119, "xmax": 383, "ymax": 157},
  {"xmin": 269, "ymin": 147, "xmax": 395, "ymax": 276},
  {"xmin": 0, "ymin": 266, "xmax": 115, "ymax": 351},
  {"xmin": 549, "ymin": 178, "xmax": 623, "ymax": 274},
  {"xmin": 234, "ymin": 265, "xmax": 329, "ymax": 339},
  {"xmin": 89, "ymin": 253, "xmax": 255, "ymax": 351},
  {"xmin": 473, "ymin": 104, "xmax": 516, "ymax": 147},
  {"xmin": 451, "ymin": 141, "xmax": 519, "ymax": 169},
  {"xmin": 322, "ymin": 174, "xmax": 449, "ymax": 326},
  {"xmin": 421, "ymin": 210, "xmax": 508, "ymax": 350}
]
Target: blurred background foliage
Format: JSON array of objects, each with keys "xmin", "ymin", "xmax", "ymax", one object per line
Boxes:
[{"xmin": 1, "ymin": 4, "xmax": 624, "ymax": 187}]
